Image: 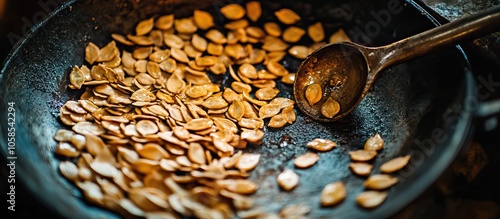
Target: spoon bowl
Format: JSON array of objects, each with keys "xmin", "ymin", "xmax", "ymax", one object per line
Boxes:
[{"xmin": 294, "ymin": 6, "xmax": 500, "ymax": 122}]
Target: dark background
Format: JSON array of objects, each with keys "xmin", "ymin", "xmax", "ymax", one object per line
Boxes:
[{"xmin": 0, "ymin": 0, "xmax": 499, "ymax": 218}]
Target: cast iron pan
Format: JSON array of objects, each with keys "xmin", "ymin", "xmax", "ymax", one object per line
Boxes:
[{"xmin": 0, "ymin": 0, "xmax": 478, "ymax": 218}]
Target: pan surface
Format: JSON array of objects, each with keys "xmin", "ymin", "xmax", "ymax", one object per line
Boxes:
[{"xmin": 0, "ymin": 0, "xmax": 475, "ymax": 218}]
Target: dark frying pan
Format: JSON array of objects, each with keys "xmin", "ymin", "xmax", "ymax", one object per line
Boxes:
[{"xmin": 0, "ymin": 0, "xmax": 497, "ymax": 218}]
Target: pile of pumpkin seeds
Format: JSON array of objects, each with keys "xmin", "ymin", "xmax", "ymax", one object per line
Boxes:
[{"xmin": 54, "ymin": 2, "xmax": 410, "ymax": 218}]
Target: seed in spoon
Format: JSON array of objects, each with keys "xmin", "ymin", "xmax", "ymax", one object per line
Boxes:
[
  {"xmin": 380, "ymin": 155, "xmax": 411, "ymax": 173},
  {"xmin": 356, "ymin": 191, "xmax": 387, "ymax": 209},
  {"xmin": 305, "ymin": 83, "xmax": 322, "ymax": 106},
  {"xmin": 321, "ymin": 97, "xmax": 340, "ymax": 119},
  {"xmin": 320, "ymin": 182, "xmax": 346, "ymax": 206},
  {"xmin": 364, "ymin": 174, "xmax": 399, "ymax": 190}
]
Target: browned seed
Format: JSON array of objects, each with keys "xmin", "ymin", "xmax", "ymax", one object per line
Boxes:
[
  {"xmin": 186, "ymin": 86, "xmax": 208, "ymax": 99},
  {"xmin": 277, "ymin": 169, "xmax": 299, "ymax": 191},
  {"xmin": 240, "ymin": 129, "xmax": 264, "ymax": 144},
  {"xmin": 364, "ymin": 133, "xmax": 384, "ymax": 151},
  {"xmin": 159, "ymin": 58, "xmax": 177, "ymax": 73},
  {"xmin": 263, "ymin": 22, "xmax": 281, "ymax": 37},
  {"xmin": 166, "ymin": 72, "xmax": 186, "ymax": 94},
  {"xmin": 268, "ymin": 114, "xmax": 287, "ymax": 128},
  {"xmin": 193, "ymin": 10, "xmax": 214, "ymax": 30},
  {"xmin": 270, "ymin": 97, "xmax": 295, "ymax": 109},
  {"xmin": 185, "ymin": 118, "xmax": 214, "ymax": 131},
  {"xmin": 207, "ymin": 43, "xmax": 224, "ymax": 56},
  {"xmin": 97, "ymin": 41, "xmax": 118, "ymax": 62},
  {"xmin": 281, "ymin": 73, "xmax": 296, "ymax": 85},
  {"xmin": 356, "ymin": 191, "xmax": 388, "ymax": 209},
  {"xmin": 308, "ymin": 22, "xmax": 325, "ymax": 43},
  {"xmin": 329, "ymin": 29, "xmax": 351, "ymax": 44},
  {"xmin": 205, "ymin": 29, "xmax": 227, "ymax": 44},
  {"xmin": 85, "ymin": 42, "xmax": 99, "ymax": 64},
  {"xmin": 294, "ymin": 152, "xmax": 320, "ymax": 169},
  {"xmin": 279, "ymin": 205, "xmax": 310, "ymax": 218},
  {"xmin": 225, "ymin": 44, "xmax": 246, "ymax": 60},
  {"xmin": 246, "ymin": 1, "xmax": 262, "ymax": 22},
  {"xmin": 266, "ymin": 61, "xmax": 289, "ymax": 77},
  {"xmin": 90, "ymin": 161, "xmax": 119, "ymax": 178},
  {"xmin": 136, "ymin": 17, "xmax": 154, "ymax": 35},
  {"xmin": 127, "ymin": 35, "xmax": 154, "ymax": 46},
  {"xmin": 282, "ymin": 26, "xmax": 305, "ymax": 43},
  {"xmin": 262, "ymin": 37, "xmax": 288, "ymax": 52},
  {"xmin": 259, "ymin": 104, "xmax": 281, "ymax": 119},
  {"xmin": 321, "ymin": 97, "xmax": 340, "ymax": 119},
  {"xmin": 73, "ymin": 121, "xmax": 106, "ymax": 136},
  {"xmin": 246, "ymin": 26, "xmax": 265, "ymax": 38},
  {"xmin": 349, "ymin": 163, "xmax": 373, "ymax": 176},
  {"xmin": 220, "ymin": 4, "xmax": 246, "ymax": 20},
  {"xmin": 155, "ymin": 14, "xmax": 174, "ymax": 30},
  {"xmin": 192, "ymin": 34, "xmax": 208, "ymax": 52},
  {"xmin": 380, "ymin": 155, "xmax": 411, "ymax": 173},
  {"xmin": 111, "ymin": 33, "xmax": 134, "ymax": 46},
  {"xmin": 231, "ymin": 81, "xmax": 252, "ymax": 94},
  {"xmin": 321, "ymin": 182, "xmax": 346, "ymax": 206},
  {"xmin": 275, "ymin": 8, "xmax": 301, "ymax": 25},
  {"xmin": 364, "ymin": 174, "xmax": 399, "ymax": 190},
  {"xmin": 349, "ymin": 150, "xmax": 377, "ymax": 162},
  {"xmin": 54, "ymin": 129, "xmax": 75, "ymax": 142},
  {"xmin": 174, "ymin": 17, "xmax": 198, "ymax": 34},
  {"xmin": 195, "ymin": 56, "xmax": 218, "ymax": 67},
  {"xmin": 228, "ymin": 100, "xmax": 245, "ymax": 121},
  {"xmin": 238, "ymin": 63, "xmax": 258, "ymax": 79},
  {"xmin": 136, "ymin": 120, "xmax": 158, "ymax": 136},
  {"xmin": 131, "ymin": 88, "xmax": 156, "ymax": 102},
  {"xmin": 203, "ymin": 96, "xmax": 229, "ymax": 109},
  {"xmin": 282, "ymin": 106, "xmax": 296, "ymax": 124},
  {"xmin": 137, "ymin": 143, "xmax": 169, "ymax": 161},
  {"xmin": 305, "ymin": 83, "xmax": 322, "ymax": 106},
  {"xmin": 288, "ymin": 45, "xmax": 309, "ymax": 59},
  {"xmin": 70, "ymin": 66, "xmax": 85, "ymax": 89},
  {"xmin": 255, "ymin": 87, "xmax": 279, "ymax": 101},
  {"xmin": 236, "ymin": 154, "xmax": 260, "ymax": 172},
  {"xmin": 149, "ymin": 50, "xmax": 170, "ymax": 63},
  {"xmin": 59, "ymin": 161, "xmax": 79, "ymax": 181}
]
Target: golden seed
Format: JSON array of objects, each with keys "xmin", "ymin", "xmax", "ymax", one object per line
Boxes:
[
  {"xmin": 228, "ymin": 100, "xmax": 245, "ymax": 121},
  {"xmin": 320, "ymin": 182, "xmax": 346, "ymax": 206},
  {"xmin": 364, "ymin": 133, "xmax": 384, "ymax": 151},
  {"xmin": 305, "ymin": 83, "xmax": 322, "ymax": 106},
  {"xmin": 268, "ymin": 114, "xmax": 287, "ymax": 128},
  {"xmin": 288, "ymin": 45, "xmax": 309, "ymax": 59},
  {"xmin": 136, "ymin": 120, "xmax": 159, "ymax": 136},
  {"xmin": 329, "ymin": 28, "xmax": 351, "ymax": 44},
  {"xmin": 321, "ymin": 97, "xmax": 340, "ymax": 119},
  {"xmin": 193, "ymin": 10, "xmax": 214, "ymax": 30},
  {"xmin": 262, "ymin": 37, "xmax": 288, "ymax": 52},
  {"xmin": 380, "ymin": 155, "xmax": 411, "ymax": 173},
  {"xmin": 85, "ymin": 42, "xmax": 99, "ymax": 64},
  {"xmin": 277, "ymin": 169, "xmax": 299, "ymax": 191},
  {"xmin": 69, "ymin": 66, "xmax": 85, "ymax": 89},
  {"xmin": 186, "ymin": 86, "xmax": 208, "ymax": 99},
  {"xmin": 171, "ymin": 47, "xmax": 189, "ymax": 63},
  {"xmin": 192, "ymin": 34, "xmax": 208, "ymax": 52},
  {"xmin": 246, "ymin": 1, "xmax": 262, "ymax": 22},
  {"xmin": 174, "ymin": 17, "xmax": 197, "ymax": 34},
  {"xmin": 294, "ymin": 152, "xmax": 320, "ymax": 169},
  {"xmin": 155, "ymin": 14, "xmax": 174, "ymax": 30},
  {"xmin": 263, "ymin": 22, "xmax": 281, "ymax": 37},
  {"xmin": 236, "ymin": 154, "xmax": 260, "ymax": 172},
  {"xmin": 255, "ymin": 87, "xmax": 279, "ymax": 101},
  {"xmin": 205, "ymin": 29, "xmax": 227, "ymax": 44},
  {"xmin": 356, "ymin": 191, "xmax": 387, "ymax": 208},
  {"xmin": 135, "ymin": 17, "xmax": 154, "ymax": 36},
  {"xmin": 275, "ymin": 8, "xmax": 301, "ymax": 25},
  {"xmin": 349, "ymin": 150, "xmax": 377, "ymax": 162},
  {"xmin": 308, "ymin": 22, "xmax": 325, "ymax": 43},
  {"xmin": 59, "ymin": 161, "xmax": 79, "ymax": 181},
  {"xmin": 266, "ymin": 61, "xmax": 288, "ymax": 77},
  {"xmin": 225, "ymin": 180, "xmax": 258, "ymax": 194},
  {"xmin": 364, "ymin": 174, "xmax": 399, "ymax": 190},
  {"xmin": 184, "ymin": 118, "xmax": 214, "ymax": 131},
  {"xmin": 220, "ymin": 4, "xmax": 246, "ymax": 20},
  {"xmin": 259, "ymin": 104, "xmax": 281, "ymax": 119},
  {"xmin": 349, "ymin": 163, "xmax": 373, "ymax": 176},
  {"xmin": 231, "ymin": 81, "xmax": 252, "ymax": 94},
  {"xmin": 282, "ymin": 26, "xmax": 305, "ymax": 43}
]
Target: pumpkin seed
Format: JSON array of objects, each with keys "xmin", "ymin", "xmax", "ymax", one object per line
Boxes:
[
  {"xmin": 356, "ymin": 191, "xmax": 387, "ymax": 208},
  {"xmin": 320, "ymin": 182, "xmax": 346, "ymax": 206},
  {"xmin": 136, "ymin": 18, "xmax": 154, "ymax": 36},
  {"xmin": 294, "ymin": 152, "xmax": 320, "ymax": 169},
  {"xmin": 364, "ymin": 133, "xmax": 384, "ymax": 151},
  {"xmin": 305, "ymin": 83, "xmax": 322, "ymax": 106},
  {"xmin": 193, "ymin": 10, "xmax": 214, "ymax": 30},
  {"xmin": 349, "ymin": 150, "xmax": 377, "ymax": 162},
  {"xmin": 246, "ymin": 1, "xmax": 262, "ymax": 22},
  {"xmin": 321, "ymin": 97, "xmax": 340, "ymax": 119},
  {"xmin": 364, "ymin": 174, "xmax": 399, "ymax": 190},
  {"xmin": 155, "ymin": 14, "xmax": 174, "ymax": 30},
  {"xmin": 221, "ymin": 4, "xmax": 246, "ymax": 20},
  {"xmin": 277, "ymin": 169, "xmax": 299, "ymax": 191},
  {"xmin": 275, "ymin": 9, "xmax": 301, "ymax": 25},
  {"xmin": 308, "ymin": 22, "xmax": 325, "ymax": 43},
  {"xmin": 283, "ymin": 26, "xmax": 305, "ymax": 43},
  {"xmin": 380, "ymin": 155, "xmax": 411, "ymax": 173},
  {"xmin": 349, "ymin": 163, "xmax": 373, "ymax": 176}
]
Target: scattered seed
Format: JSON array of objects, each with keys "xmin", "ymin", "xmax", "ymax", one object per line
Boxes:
[
  {"xmin": 349, "ymin": 150, "xmax": 377, "ymax": 162},
  {"xmin": 275, "ymin": 9, "xmax": 301, "ymax": 25},
  {"xmin": 349, "ymin": 163, "xmax": 373, "ymax": 176},
  {"xmin": 308, "ymin": 22, "xmax": 325, "ymax": 43},
  {"xmin": 380, "ymin": 155, "xmax": 411, "ymax": 173},
  {"xmin": 364, "ymin": 174, "xmax": 399, "ymax": 190},
  {"xmin": 320, "ymin": 182, "xmax": 346, "ymax": 206},
  {"xmin": 294, "ymin": 152, "xmax": 320, "ymax": 169},
  {"xmin": 277, "ymin": 169, "xmax": 299, "ymax": 191},
  {"xmin": 307, "ymin": 138, "xmax": 337, "ymax": 152},
  {"xmin": 283, "ymin": 26, "xmax": 305, "ymax": 43},
  {"xmin": 364, "ymin": 133, "xmax": 384, "ymax": 151},
  {"xmin": 221, "ymin": 4, "xmax": 246, "ymax": 20},
  {"xmin": 193, "ymin": 10, "xmax": 214, "ymax": 30},
  {"xmin": 246, "ymin": 1, "xmax": 261, "ymax": 22},
  {"xmin": 356, "ymin": 191, "xmax": 387, "ymax": 208}
]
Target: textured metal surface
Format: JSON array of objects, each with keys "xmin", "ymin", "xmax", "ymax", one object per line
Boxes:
[{"xmin": 0, "ymin": 0, "xmax": 475, "ymax": 218}]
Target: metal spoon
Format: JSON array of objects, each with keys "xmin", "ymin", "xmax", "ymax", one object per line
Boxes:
[{"xmin": 294, "ymin": 7, "xmax": 500, "ymax": 122}]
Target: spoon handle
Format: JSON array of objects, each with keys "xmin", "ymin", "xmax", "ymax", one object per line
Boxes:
[{"xmin": 371, "ymin": 6, "xmax": 500, "ymax": 73}]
